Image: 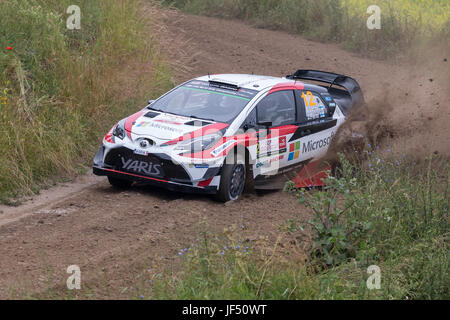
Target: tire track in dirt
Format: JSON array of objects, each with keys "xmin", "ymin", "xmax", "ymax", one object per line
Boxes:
[{"xmin": 0, "ymin": 9, "xmax": 448, "ymax": 298}]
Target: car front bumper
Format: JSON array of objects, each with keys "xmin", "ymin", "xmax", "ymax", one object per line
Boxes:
[{"xmin": 93, "ymin": 146, "xmax": 221, "ymax": 194}]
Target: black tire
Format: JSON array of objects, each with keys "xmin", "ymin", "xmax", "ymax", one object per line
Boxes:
[
  {"xmin": 108, "ymin": 176, "xmax": 133, "ymax": 189},
  {"xmin": 215, "ymin": 153, "xmax": 246, "ymax": 202}
]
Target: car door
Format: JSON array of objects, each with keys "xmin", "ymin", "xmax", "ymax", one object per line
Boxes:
[
  {"xmin": 288, "ymin": 90, "xmax": 338, "ymax": 163},
  {"xmin": 253, "ymin": 90, "xmax": 297, "ymax": 177}
]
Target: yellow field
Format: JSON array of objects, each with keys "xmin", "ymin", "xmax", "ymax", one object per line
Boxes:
[{"xmin": 343, "ymin": 0, "xmax": 450, "ymax": 32}]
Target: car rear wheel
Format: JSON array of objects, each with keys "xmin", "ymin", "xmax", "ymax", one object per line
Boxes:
[
  {"xmin": 216, "ymin": 153, "xmax": 246, "ymax": 202},
  {"xmin": 108, "ymin": 176, "xmax": 133, "ymax": 189}
]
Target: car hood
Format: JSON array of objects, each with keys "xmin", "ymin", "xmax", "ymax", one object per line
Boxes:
[{"xmin": 125, "ymin": 110, "xmax": 228, "ymax": 141}]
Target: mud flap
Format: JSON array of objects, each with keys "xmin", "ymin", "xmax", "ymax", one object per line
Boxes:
[{"xmin": 293, "ymin": 160, "xmax": 331, "ymax": 188}]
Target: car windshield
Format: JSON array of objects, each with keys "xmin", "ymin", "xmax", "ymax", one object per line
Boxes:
[{"xmin": 150, "ymin": 81, "xmax": 257, "ymax": 123}]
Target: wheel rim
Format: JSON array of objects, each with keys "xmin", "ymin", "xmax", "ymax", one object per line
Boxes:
[{"xmin": 229, "ymin": 164, "xmax": 245, "ymax": 200}]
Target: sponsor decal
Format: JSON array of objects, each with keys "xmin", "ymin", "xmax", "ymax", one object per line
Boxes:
[
  {"xmin": 288, "ymin": 141, "xmax": 301, "ymax": 161},
  {"xmin": 194, "ymin": 164, "xmax": 210, "ymax": 169},
  {"xmin": 184, "ymin": 80, "xmax": 258, "ymax": 100},
  {"xmin": 304, "ymin": 92, "xmax": 328, "ymax": 120},
  {"xmin": 163, "ymin": 113, "xmax": 192, "ymax": 121},
  {"xmin": 256, "ymin": 155, "xmax": 284, "ymax": 169},
  {"xmin": 211, "ymin": 140, "xmax": 235, "ymax": 157},
  {"xmin": 155, "ymin": 119, "xmax": 183, "ymax": 125},
  {"xmin": 133, "ymin": 149, "xmax": 148, "ymax": 156},
  {"xmin": 135, "ymin": 121, "xmax": 150, "ymax": 128},
  {"xmin": 325, "ymin": 96, "xmax": 332, "ymax": 101},
  {"xmin": 279, "ymin": 136, "xmax": 287, "ymax": 150},
  {"xmin": 255, "ymin": 161, "xmax": 265, "ymax": 168},
  {"xmin": 267, "ymin": 154, "xmax": 284, "ymax": 167},
  {"xmin": 302, "ymin": 132, "xmax": 335, "ymax": 153},
  {"xmin": 256, "ymin": 140, "xmax": 270, "ymax": 157},
  {"xmin": 329, "ymin": 102, "xmax": 336, "ymax": 107},
  {"xmin": 121, "ymin": 157, "xmax": 162, "ymax": 176},
  {"xmin": 135, "ymin": 121, "xmax": 183, "ymax": 133},
  {"xmin": 258, "ymin": 137, "xmax": 287, "ymax": 158},
  {"xmin": 265, "ymin": 139, "xmax": 272, "ymax": 155}
]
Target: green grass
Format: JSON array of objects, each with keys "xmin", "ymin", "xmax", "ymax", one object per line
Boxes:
[
  {"xmin": 162, "ymin": 0, "xmax": 450, "ymax": 58},
  {"xmin": 149, "ymin": 152, "xmax": 449, "ymax": 300},
  {"xmin": 0, "ymin": 0, "xmax": 173, "ymax": 201}
]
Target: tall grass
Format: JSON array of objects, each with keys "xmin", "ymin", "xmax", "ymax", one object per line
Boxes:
[
  {"xmin": 150, "ymin": 153, "xmax": 449, "ymax": 299},
  {"xmin": 162, "ymin": 0, "xmax": 450, "ymax": 58},
  {"xmin": 0, "ymin": 0, "xmax": 173, "ymax": 202}
]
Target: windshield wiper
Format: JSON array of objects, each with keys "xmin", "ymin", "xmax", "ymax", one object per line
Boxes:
[
  {"xmin": 146, "ymin": 108, "xmax": 217, "ymax": 122},
  {"xmin": 188, "ymin": 115, "xmax": 216, "ymax": 122},
  {"xmin": 147, "ymin": 107, "xmax": 180, "ymax": 116},
  {"xmin": 147, "ymin": 106, "xmax": 164, "ymax": 112}
]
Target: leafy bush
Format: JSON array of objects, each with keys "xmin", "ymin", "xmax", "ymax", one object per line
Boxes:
[
  {"xmin": 285, "ymin": 152, "xmax": 449, "ymax": 299},
  {"xmin": 284, "ymin": 175, "xmax": 371, "ymax": 267},
  {"xmin": 152, "ymin": 151, "xmax": 449, "ymax": 299},
  {"xmin": 0, "ymin": 0, "xmax": 172, "ymax": 201}
]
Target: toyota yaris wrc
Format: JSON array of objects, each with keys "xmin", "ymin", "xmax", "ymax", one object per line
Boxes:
[{"xmin": 93, "ymin": 70, "xmax": 364, "ymax": 202}]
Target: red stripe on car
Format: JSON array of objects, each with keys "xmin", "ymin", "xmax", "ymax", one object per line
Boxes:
[
  {"xmin": 198, "ymin": 177, "xmax": 214, "ymax": 187},
  {"xmin": 124, "ymin": 110, "xmax": 145, "ymax": 139},
  {"xmin": 268, "ymin": 81, "xmax": 304, "ymax": 94},
  {"xmin": 102, "ymin": 168, "xmax": 169, "ymax": 183},
  {"xmin": 265, "ymin": 125, "xmax": 298, "ymax": 139},
  {"xmin": 104, "ymin": 126, "xmax": 115, "ymax": 144}
]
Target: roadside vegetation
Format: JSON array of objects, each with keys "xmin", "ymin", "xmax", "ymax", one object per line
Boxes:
[
  {"xmin": 0, "ymin": 0, "xmax": 172, "ymax": 203},
  {"xmin": 162, "ymin": 0, "xmax": 450, "ymax": 58},
  {"xmin": 148, "ymin": 152, "xmax": 448, "ymax": 299},
  {"xmin": 1, "ymin": 0, "xmax": 448, "ymax": 300}
]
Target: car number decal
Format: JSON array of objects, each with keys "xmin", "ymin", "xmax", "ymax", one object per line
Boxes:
[{"xmin": 301, "ymin": 91, "xmax": 317, "ymax": 107}]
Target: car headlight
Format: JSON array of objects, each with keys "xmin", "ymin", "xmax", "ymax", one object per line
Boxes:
[
  {"xmin": 112, "ymin": 120, "xmax": 126, "ymax": 140},
  {"xmin": 174, "ymin": 133, "xmax": 222, "ymax": 154}
]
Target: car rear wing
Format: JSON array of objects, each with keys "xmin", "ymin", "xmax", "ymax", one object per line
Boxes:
[{"xmin": 286, "ymin": 69, "xmax": 364, "ymax": 114}]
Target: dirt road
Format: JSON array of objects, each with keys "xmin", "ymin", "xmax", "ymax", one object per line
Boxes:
[{"xmin": 0, "ymin": 10, "xmax": 448, "ymax": 298}]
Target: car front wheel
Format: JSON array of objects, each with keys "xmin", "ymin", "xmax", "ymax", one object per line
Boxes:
[{"xmin": 216, "ymin": 154, "xmax": 246, "ymax": 202}]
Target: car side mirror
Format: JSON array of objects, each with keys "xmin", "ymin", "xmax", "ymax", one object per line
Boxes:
[
  {"xmin": 328, "ymin": 104, "xmax": 336, "ymax": 117},
  {"xmin": 148, "ymin": 99, "xmax": 155, "ymax": 105},
  {"xmin": 243, "ymin": 123, "xmax": 256, "ymax": 131},
  {"xmin": 257, "ymin": 121, "xmax": 272, "ymax": 128}
]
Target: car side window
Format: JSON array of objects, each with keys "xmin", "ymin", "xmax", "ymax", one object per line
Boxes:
[
  {"xmin": 241, "ymin": 108, "xmax": 257, "ymax": 130},
  {"xmin": 300, "ymin": 91, "xmax": 328, "ymax": 121},
  {"xmin": 257, "ymin": 90, "xmax": 296, "ymax": 127}
]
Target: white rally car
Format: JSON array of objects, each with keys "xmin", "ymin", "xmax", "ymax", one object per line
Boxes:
[{"xmin": 93, "ymin": 70, "xmax": 364, "ymax": 202}]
